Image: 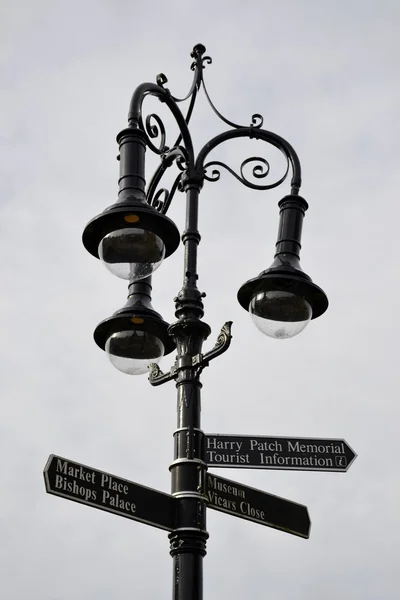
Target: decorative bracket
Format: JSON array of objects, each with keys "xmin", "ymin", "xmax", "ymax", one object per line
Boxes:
[
  {"xmin": 198, "ymin": 320, "xmax": 233, "ymax": 368},
  {"xmin": 148, "ymin": 362, "xmax": 178, "ymax": 387},
  {"xmin": 148, "ymin": 321, "xmax": 233, "ymax": 387}
]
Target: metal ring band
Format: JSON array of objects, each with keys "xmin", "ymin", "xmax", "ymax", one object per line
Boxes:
[
  {"xmin": 169, "ymin": 458, "xmax": 207, "ymax": 470},
  {"xmin": 173, "ymin": 427, "xmax": 204, "ymax": 435},
  {"xmin": 172, "ymin": 491, "xmax": 204, "ymax": 499}
]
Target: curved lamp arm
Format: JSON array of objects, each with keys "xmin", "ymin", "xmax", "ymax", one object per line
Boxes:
[
  {"xmin": 195, "ymin": 127, "xmax": 302, "ymax": 195},
  {"xmin": 127, "ymin": 43, "xmax": 206, "ymax": 163},
  {"xmin": 127, "ymin": 82, "xmax": 195, "ymax": 164}
]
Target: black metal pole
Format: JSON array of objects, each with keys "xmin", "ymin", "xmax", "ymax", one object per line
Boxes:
[{"xmin": 168, "ymin": 176, "xmax": 210, "ymax": 600}]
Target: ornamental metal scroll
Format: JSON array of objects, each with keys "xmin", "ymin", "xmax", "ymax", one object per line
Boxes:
[{"xmin": 126, "ymin": 44, "xmax": 302, "ymax": 212}]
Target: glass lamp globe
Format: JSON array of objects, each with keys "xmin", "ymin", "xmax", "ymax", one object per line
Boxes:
[
  {"xmin": 105, "ymin": 329, "xmax": 165, "ymax": 375},
  {"xmin": 249, "ymin": 290, "xmax": 312, "ymax": 339},
  {"xmin": 98, "ymin": 228, "xmax": 165, "ymax": 282}
]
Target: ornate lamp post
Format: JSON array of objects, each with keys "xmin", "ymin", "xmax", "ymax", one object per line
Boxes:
[{"xmin": 82, "ymin": 44, "xmax": 328, "ymax": 600}]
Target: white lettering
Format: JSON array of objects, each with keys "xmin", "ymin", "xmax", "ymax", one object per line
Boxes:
[
  {"xmin": 101, "ymin": 490, "xmax": 136, "ymax": 513},
  {"xmin": 239, "ymin": 501, "xmax": 265, "ymax": 521},
  {"xmin": 250, "ymin": 439, "xmax": 283, "ymax": 452}
]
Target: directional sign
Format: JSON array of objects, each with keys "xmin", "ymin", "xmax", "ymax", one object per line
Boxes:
[
  {"xmin": 44, "ymin": 455, "xmax": 175, "ymax": 531},
  {"xmin": 206, "ymin": 473, "xmax": 310, "ymax": 538},
  {"xmin": 205, "ymin": 434, "xmax": 357, "ymax": 472}
]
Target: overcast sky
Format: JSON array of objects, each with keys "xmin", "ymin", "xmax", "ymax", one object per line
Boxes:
[{"xmin": 1, "ymin": 1, "xmax": 400, "ymax": 599}]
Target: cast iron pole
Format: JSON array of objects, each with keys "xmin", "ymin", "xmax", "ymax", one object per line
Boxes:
[{"xmin": 168, "ymin": 175, "xmax": 210, "ymax": 600}]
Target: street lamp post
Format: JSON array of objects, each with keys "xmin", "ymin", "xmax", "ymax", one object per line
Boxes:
[{"xmin": 82, "ymin": 44, "xmax": 328, "ymax": 600}]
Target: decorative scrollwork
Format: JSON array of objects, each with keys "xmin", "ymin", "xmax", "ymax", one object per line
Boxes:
[
  {"xmin": 196, "ymin": 127, "xmax": 301, "ymax": 194},
  {"xmin": 128, "ymin": 45, "xmax": 302, "ymax": 200},
  {"xmin": 146, "ymin": 147, "xmax": 187, "ymax": 214},
  {"xmin": 144, "ymin": 113, "xmax": 167, "ymax": 154},
  {"xmin": 148, "ymin": 362, "xmax": 163, "ymax": 380},
  {"xmin": 241, "ymin": 156, "xmax": 270, "ymax": 179},
  {"xmin": 157, "ymin": 70, "xmax": 196, "ymax": 103},
  {"xmin": 175, "ymin": 152, "xmax": 188, "ymax": 171},
  {"xmin": 156, "ymin": 73, "xmax": 168, "ymax": 87},
  {"xmin": 204, "ymin": 154, "xmax": 289, "ymax": 191},
  {"xmin": 202, "ymin": 75, "xmax": 264, "ymax": 130},
  {"xmin": 154, "ymin": 44, "xmax": 207, "ymax": 149},
  {"xmin": 151, "ymin": 189, "xmax": 169, "ymax": 212},
  {"xmin": 251, "ymin": 114, "xmax": 264, "ymax": 128},
  {"xmin": 148, "ymin": 362, "xmax": 177, "ymax": 386},
  {"xmin": 156, "ymin": 44, "xmax": 207, "ymax": 105},
  {"xmin": 150, "ymin": 44, "xmax": 264, "ymax": 137},
  {"xmin": 193, "ymin": 54, "xmax": 212, "ymax": 70},
  {"xmin": 190, "ymin": 43, "xmax": 211, "ymax": 70},
  {"xmin": 148, "ymin": 172, "xmax": 183, "ymax": 215},
  {"xmin": 215, "ymin": 321, "xmax": 233, "ymax": 350}
]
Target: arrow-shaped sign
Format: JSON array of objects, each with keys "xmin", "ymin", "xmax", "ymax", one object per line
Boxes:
[
  {"xmin": 44, "ymin": 455, "xmax": 175, "ymax": 531},
  {"xmin": 44, "ymin": 455, "xmax": 311, "ymax": 538},
  {"xmin": 205, "ymin": 434, "xmax": 357, "ymax": 472},
  {"xmin": 206, "ymin": 473, "xmax": 311, "ymax": 538}
]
